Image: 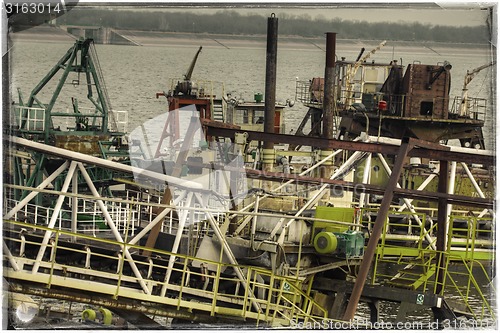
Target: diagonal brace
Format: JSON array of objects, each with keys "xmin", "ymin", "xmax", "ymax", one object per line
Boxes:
[{"xmin": 343, "ymin": 138, "xmax": 414, "ymax": 320}]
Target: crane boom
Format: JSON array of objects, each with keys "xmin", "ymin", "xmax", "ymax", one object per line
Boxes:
[
  {"xmin": 463, "ymin": 61, "xmax": 495, "ymax": 89},
  {"xmin": 459, "ymin": 61, "xmax": 495, "ymax": 116},
  {"xmin": 184, "ymin": 46, "xmax": 203, "ymax": 81}
]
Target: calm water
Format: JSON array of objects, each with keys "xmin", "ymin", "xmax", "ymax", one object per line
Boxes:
[{"xmin": 8, "ymin": 39, "xmax": 496, "ymax": 149}]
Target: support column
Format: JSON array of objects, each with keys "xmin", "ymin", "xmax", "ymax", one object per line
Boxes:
[
  {"xmin": 161, "ymin": 192, "xmax": 194, "ymax": 295},
  {"xmin": 330, "ymin": 291, "xmax": 348, "ymax": 320},
  {"xmin": 343, "ymin": 139, "xmax": 413, "ymax": 320},
  {"xmin": 435, "ymin": 160, "xmax": 449, "ymax": 295},
  {"xmin": 368, "ymin": 300, "xmax": 380, "ymax": 324},
  {"xmin": 262, "ymin": 13, "xmax": 278, "ymax": 173},
  {"xmin": 322, "ymin": 32, "xmax": 337, "ymax": 141},
  {"xmin": 446, "ymin": 161, "xmax": 457, "ymax": 221},
  {"xmin": 358, "ymin": 153, "xmax": 372, "ymax": 209},
  {"xmin": 321, "ymin": 32, "xmax": 337, "ymax": 181}
]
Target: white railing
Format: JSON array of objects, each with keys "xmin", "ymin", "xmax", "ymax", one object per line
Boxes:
[
  {"xmin": 450, "ymin": 96, "xmax": 487, "ymax": 121},
  {"xmin": 5, "ymin": 188, "xmax": 228, "ymax": 243},
  {"xmin": 4, "ymin": 197, "xmax": 139, "ymax": 236},
  {"xmin": 123, "ymin": 189, "xmax": 226, "ymax": 237},
  {"xmin": 111, "ymin": 110, "xmax": 128, "ymax": 133},
  {"xmin": 14, "ymin": 106, "xmax": 46, "ymax": 131}
]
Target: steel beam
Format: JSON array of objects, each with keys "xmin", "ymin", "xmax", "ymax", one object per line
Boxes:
[
  {"xmin": 271, "ymin": 151, "xmax": 365, "ymax": 242},
  {"xmin": 6, "ymin": 136, "xmax": 202, "ymax": 190},
  {"xmin": 160, "ymin": 191, "xmax": 194, "ymax": 295},
  {"xmin": 77, "ymin": 163, "xmax": 151, "ymax": 295},
  {"xmin": 3, "ymin": 160, "xmax": 70, "ymax": 220},
  {"xmin": 128, "ymin": 191, "xmax": 187, "ymax": 246},
  {"xmin": 241, "ymin": 168, "xmax": 493, "ymax": 209},
  {"xmin": 358, "ymin": 153, "xmax": 372, "ymax": 209},
  {"xmin": 193, "ymin": 192, "xmax": 262, "ymax": 314},
  {"xmin": 144, "ymin": 115, "xmax": 200, "ymax": 256},
  {"xmin": 203, "ymin": 127, "xmax": 494, "ymax": 165},
  {"xmin": 32, "ymin": 161, "xmax": 78, "ymax": 274}
]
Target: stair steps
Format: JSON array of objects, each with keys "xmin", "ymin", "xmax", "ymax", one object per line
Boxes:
[
  {"xmin": 388, "ymin": 263, "xmax": 436, "ymax": 290},
  {"xmin": 212, "ymin": 101, "xmax": 224, "ymax": 122}
]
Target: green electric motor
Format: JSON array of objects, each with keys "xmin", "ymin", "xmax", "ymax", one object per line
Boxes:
[
  {"xmin": 313, "ymin": 231, "xmax": 338, "ymax": 254},
  {"xmin": 313, "ymin": 230, "xmax": 365, "ymax": 258}
]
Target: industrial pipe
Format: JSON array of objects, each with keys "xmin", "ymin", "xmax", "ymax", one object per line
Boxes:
[
  {"xmin": 263, "ymin": 13, "xmax": 278, "ymax": 169},
  {"xmin": 321, "ymin": 32, "xmax": 337, "ymax": 180},
  {"xmin": 322, "ymin": 32, "xmax": 337, "ymax": 140}
]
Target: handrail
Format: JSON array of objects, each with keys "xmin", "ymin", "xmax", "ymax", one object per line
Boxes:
[
  {"xmin": 437, "ymin": 253, "xmax": 496, "ymax": 321},
  {"xmin": 3, "ymin": 219, "xmax": 329, "ymax": 327}
]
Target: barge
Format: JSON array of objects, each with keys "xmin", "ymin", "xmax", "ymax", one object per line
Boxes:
[{"xmin": 3, "ymin": 15, "xmax": 496, "ymax": 329}]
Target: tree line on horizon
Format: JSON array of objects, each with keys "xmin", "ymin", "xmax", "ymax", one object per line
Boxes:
[{"xmin": 47, "ymin": 8, "xmax": 491, "ymax": 44}]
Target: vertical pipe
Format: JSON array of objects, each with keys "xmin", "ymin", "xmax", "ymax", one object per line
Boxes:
[
  {"xmin": 263, "ymin": 13, "xmax": 278, "ymax": 169},
  {"xmin": 321, "ymin": 32, "xmax": 337, "ymax": 180},
  {"xmin": 71, "ymin": 170, "xmax": 78, "ymax": 242},
  {"xmin": 322, "ymin": 32, "xmax": 337, "ymax": 140},
  {"xmin": 446, "ymin": 161, "xmax": 457, "ymax": 220},
  {"xmin": 435, "ymin": 160, "xmax": 449, "ymax": 295},
  {"xmin": 358, "ymin": 153, "xmax": 372, "ymax": 209}
]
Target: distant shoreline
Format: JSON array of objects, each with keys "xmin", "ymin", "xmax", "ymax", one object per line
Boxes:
[{"xmin": 10, "ymin": 25, "xmax": 490, "ymax": 51}]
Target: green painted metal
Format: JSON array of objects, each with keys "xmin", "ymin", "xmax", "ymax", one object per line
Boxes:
[
  {"xmin": 368, "ymin": 207, "xmax": 495, "ymax": 321},
  {"xmin": 313, "ymin": 206, "xmax": 352, "ymax": 234},
  {"xmin": 82, "ymin": 309, "xmax": 97, "ymax": 321},
  {"xmin": 10, "ymin": 38, "xmax": 136, "ymax": 197},
  {"xmin": 99, "ymin": 308, "xmax": 113, "ymax": 325},
  {"xmin": 20, "ymin": 38, "xmax": 111, "ymax": 145},
  {"xmin": 335, "ymin": 230, "xmax": 365, "ymax": 258},
  {"xmin": 313, "ymin": 231, "xmax": 338, "ymax": 254}
]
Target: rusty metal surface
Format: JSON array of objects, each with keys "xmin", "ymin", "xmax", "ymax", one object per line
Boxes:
[
  {"xmin": 204, "ymin": 126, "xmax": 494, "ymax": 165},
  {"xmin": 436, "ymin": 160, "xmax": 449, "ymax": 295},
  {"xmin": 263, "ymin": 14, "xmax": 278, "ymax": 152},
  {"xmin": 242, "ymin": 169, "xmax": 493, "ymax": 209},
  {"xmin": 55, "ymin": 134, "xmax": 111, "ymax": 156},
  {"xmin": 322, "ymin": 32, "xmax": 337, "ymax": 140},
  {"xmin": 401, "ymin": 64, "xmax": 451, "ymax": 119},
  {"xmin": 176, "ymin": 159, "xmax": 493, "ymax": 209},
  {"xmin": 6, "ymin": 282, "xmax": 219, "ymax": 323},
  {"xmin": 338, "ymin": 113, "xmax": 485, "ymax": 144}
]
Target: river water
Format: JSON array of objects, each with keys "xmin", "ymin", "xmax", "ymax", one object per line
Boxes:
[{"xmin": 8, "ymin": 38, "xmax": 496, "ymax": 149}]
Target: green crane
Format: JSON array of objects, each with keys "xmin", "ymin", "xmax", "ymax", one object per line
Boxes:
[
  {"xmin": 11, "ymin": 38, "xmax": 127, "ymax": 202},
  {"xmin": 18, "ymin": 38, "xmax": 116, "ymax": 145}
]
